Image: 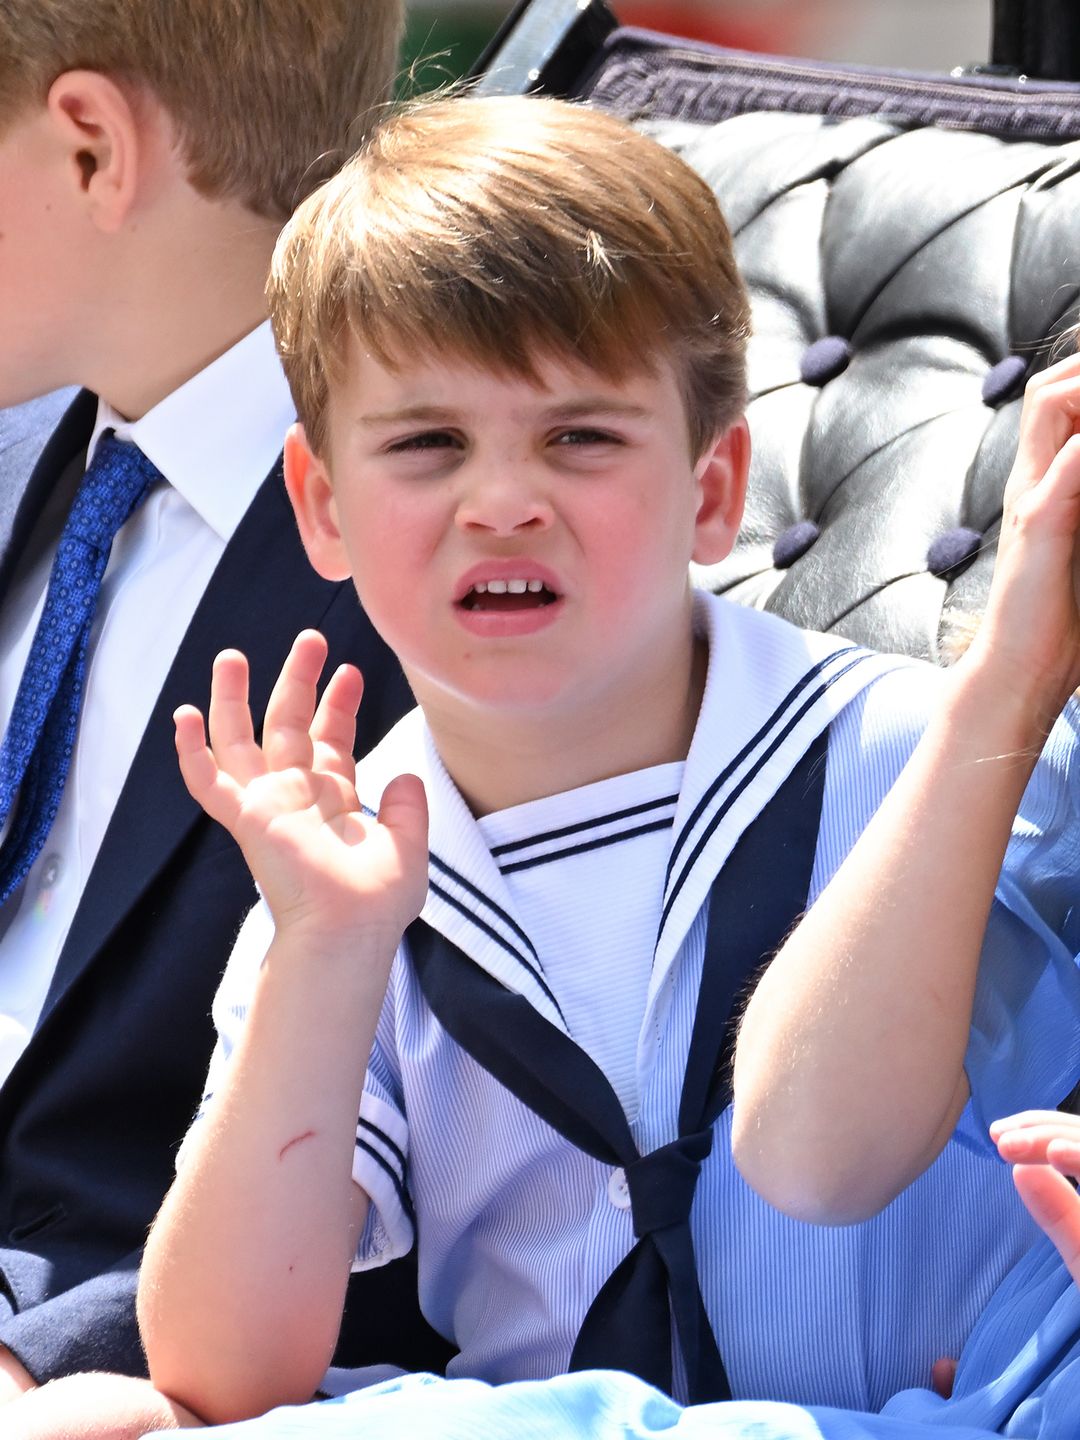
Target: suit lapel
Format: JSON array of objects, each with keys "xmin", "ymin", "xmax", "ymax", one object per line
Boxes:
[
  {"xmin": 0, "ymin": 391, "xmax": 95, "ymax": 603},
  {"xmin": 40, "ymin": 461, "xmax": 339, "ymax": 1020}
]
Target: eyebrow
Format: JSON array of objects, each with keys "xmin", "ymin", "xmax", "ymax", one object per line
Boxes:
[{"xmin": 358, "ymin": 399, "xmax": 653, "ymax": 427}]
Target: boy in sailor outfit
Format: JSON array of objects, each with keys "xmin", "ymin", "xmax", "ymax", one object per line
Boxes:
[{"xmin": 120, "ymin": 96, "xmax": 1080, "ymax": 1430}]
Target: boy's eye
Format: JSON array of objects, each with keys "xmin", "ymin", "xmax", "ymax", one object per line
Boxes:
[
  {"xmin": 386, "ymin": 430, "xmax": 461, "ymax": 453},
  {"xmin": 552, "ymin": 427, "xmax": 622, "ymax": 448}
]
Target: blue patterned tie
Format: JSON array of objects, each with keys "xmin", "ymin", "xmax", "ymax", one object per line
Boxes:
[{"xmin": 0, "ymin": 434, "xmax": 161, "ymax": 907}]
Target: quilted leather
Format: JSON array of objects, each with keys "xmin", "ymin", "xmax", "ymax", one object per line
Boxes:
[{"xmin": 577, "ymin": 34, "xmax": 1080, "ymax": 661}]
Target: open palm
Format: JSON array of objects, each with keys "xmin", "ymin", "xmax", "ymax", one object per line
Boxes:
[{"xmin": 174, "ymin": 630, "xmax": 428, "ymax": 947}]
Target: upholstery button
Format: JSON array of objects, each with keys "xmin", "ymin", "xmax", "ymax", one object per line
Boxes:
[
  {"xmin": 607, "ymin": 1166, "xmax": 631, "ymax": 1210},
  {"xmin": 773, "ymin": 520, "xmax": 820, "ymax": 569},
  {"xmin": 800, "ymin": 336, "xmax": 852, "ymax": 386},
  {"xmin": 982, "ymin": 355, "xmax": 1029, "ymax": 407},
  {"xmin": 927, "ymin": 527, "xmax": 984, "ymax": 581}
]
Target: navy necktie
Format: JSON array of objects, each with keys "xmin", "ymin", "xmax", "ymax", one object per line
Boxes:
[
  {"xmin": 0, "ymin": 434, "xmax": 160, "ymax": 907},
  {"xmin": 408, "ymin": 727, "xmax": 828, "ymax": 1402}
]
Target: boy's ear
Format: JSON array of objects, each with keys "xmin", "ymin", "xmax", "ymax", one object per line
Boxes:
[
  {"xmin": 691, "ymin": 418, "xmax": 751, "ymax": 566},
  {"xmin": 283, "ymin": 424, "xmax": 352, "ymax": 583},
  {"xmin": 45, "ymin": 71, "xmax": 150, "ymax": 232}
]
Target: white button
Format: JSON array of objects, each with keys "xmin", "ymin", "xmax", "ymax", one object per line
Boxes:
[
  {"xmin": 607, "ymin": 1166, "xmax": 631, "ymax": 1210},
  {"xmin": 38, "ymin": 854, "xmax": 63, "ymax": 891}
]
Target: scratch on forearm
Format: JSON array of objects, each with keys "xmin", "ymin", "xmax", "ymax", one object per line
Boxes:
[{"xmin": 279, "ymin": 1129, "xmax": 316, "ymax": 1161}]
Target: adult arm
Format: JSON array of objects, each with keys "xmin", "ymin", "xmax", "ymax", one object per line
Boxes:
[
  {"xmin": 138, "ymin": 633, "xmax": 427, "ymax": 1425},
  {"xmin": 732, "ymin": 354, "xmax": 1080, "ymax": 1223}
]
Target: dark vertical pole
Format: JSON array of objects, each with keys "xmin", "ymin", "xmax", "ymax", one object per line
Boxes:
[{"xmin": 991, "ymin": 0, "xmax": 1080, "ymax": 81}]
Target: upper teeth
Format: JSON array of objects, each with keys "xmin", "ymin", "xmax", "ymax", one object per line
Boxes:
[{"xmin": 473, "ymin": 579, "xmax": 546, "ymax": 595}]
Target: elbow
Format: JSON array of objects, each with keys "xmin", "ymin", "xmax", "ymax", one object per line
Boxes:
[
  {"xmin": 139, "ymin": 1282, "xmax": 333, "ymax": 1425},
  {"xmin": 145, "ymin": 1334, "xmax": 329, "ymax": 1427},
  {"xmin": 730, "ymin": 1100, "xmax": 892, "ymax": 1227}
]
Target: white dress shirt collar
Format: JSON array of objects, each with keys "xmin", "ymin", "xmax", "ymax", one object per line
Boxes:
[{"xmin": 88, "ymin": 320, "xmax": 295, "ymax": 541}]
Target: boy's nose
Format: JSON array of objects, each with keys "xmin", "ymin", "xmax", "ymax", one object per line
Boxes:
[{"xmin": 455, "ymin": 468, "xmax": 554, "ymax": 536}]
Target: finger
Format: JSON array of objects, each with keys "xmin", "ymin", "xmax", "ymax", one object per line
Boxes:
[
  {"xmin": 990, "ymin": 1110, "xmax": 1080, "ymax": 1139},
  {"xmin": 930, "ymin": 1358, "xmax": 957, "ymax": 1400},
  {"xmin": 311, "ymin": 664, "xmax": 363, "ymax": 783},
  {"xmin": 1012, "ymin": 1163, "xmax": 1080, "ymax": 1287},
  {"xmin": 1010, "ymin": 372, "xmax": 1080, "ymax": 493},
  {"xmin": 994, "ymin": 1121, "xmax": 1080, "ymax": 1167},
  {"xmin": 1048, "ymin": 1136, "xmax": 1080, "ymax": 1182},
  {"xmin": 174, "ymin": 705, "xmax": 245, "ymax": 831},
  {"xmin": 378, "ymin": 773, "xmax": 430, "ymax": 870},
  {"xmin": 1017, "ymin": 428, "xmax": 1080, "ymax": 523},
  {"xmin": 262, "ymin": 631, "xmax": 329, "ymax": 773},
  {"xmin": 206, "ymin": 650, "xmax": 265, "ymax": 784}
]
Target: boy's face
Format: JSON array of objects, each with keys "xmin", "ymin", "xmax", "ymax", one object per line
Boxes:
[
  {"xmin": 286, "ymin": 341, "xmax": 748, "ymax": 730},
  {"xmin": 0, "ymin": 108, "xmax": 90, "ymax": 405}
]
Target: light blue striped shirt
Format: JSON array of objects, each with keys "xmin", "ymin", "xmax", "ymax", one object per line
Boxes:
[{"xmin": 204, "ymin": 596, "xmax": 1080, "ymax": 1412}]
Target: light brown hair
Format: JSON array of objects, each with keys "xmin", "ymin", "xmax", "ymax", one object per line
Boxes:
[
  {"xmin": 268, "ymin": 94, "xmax": 751, "ymax": 457},
  {"xmin": 0, "ymin": 0, "xmax": 404, "ymax": 219}
]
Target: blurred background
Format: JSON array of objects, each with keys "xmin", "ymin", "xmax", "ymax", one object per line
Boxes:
[{"xmin": 402, "ymin": 0, "xmax": 991, "ymax": 83}]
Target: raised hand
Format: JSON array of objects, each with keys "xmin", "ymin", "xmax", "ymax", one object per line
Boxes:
[
  {"xmin": 969, "ymin": 353, "xmax": 1080, "ymax": 722},
  {"xmin": 174, "ymin": 629, "xmax": 428, "ymax": 949},
  {"xmin": 991, "ymin": 1110, "xmax": 1080, "ymax": 1286}
]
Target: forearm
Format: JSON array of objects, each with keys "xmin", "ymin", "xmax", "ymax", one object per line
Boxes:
[
  {"xmin": 139, "ymin": 928, "xmax": 393, "ymax": 1424},
  {"xmin": 732, "ymin": 656, "xmax": 1051, "ymax": 1223},
  {"xmin": 5, "ymin": 1374, "xmax": 202, "ymax": 1438}
]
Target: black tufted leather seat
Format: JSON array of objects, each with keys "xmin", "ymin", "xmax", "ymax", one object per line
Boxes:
[{"xmin": 479, "ymin": 9, "xmax": 1080, "ymax": 662}]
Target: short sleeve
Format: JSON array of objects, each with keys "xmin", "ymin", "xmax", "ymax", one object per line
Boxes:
[
  {"xmin": 1002, "ymin": 698, "xmax": 1080, "ymax": 952},
  {"xmin": 351, "ymin": 959, "xmax": 415, "ymax": 1272},
  {"xmin": 810, "ymin": 662, "xmax": 940, "ymax": 899}
]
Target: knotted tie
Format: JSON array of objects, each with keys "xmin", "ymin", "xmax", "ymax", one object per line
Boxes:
[
  {"xmin": 0, "ymin": 434, "xmax": 160, "ymax": 906},
  {"xmin": 408, "ymin": 727, "xmax": 828, "ymax": 1402}
]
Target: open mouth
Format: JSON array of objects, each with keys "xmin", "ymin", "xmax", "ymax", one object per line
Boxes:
[{"xmin": 459, "ymin": 579, "xmax": 559, "ymax": 612}]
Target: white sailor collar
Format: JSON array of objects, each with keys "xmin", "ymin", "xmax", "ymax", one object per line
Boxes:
[
  {"xmin": 356, "ymin": 594, "xmax": 909, "ymax": 1032},
  {"xmin": 649, "ymin": 594, "xmax": 909, "ymax": 998},
  {"xmin": 356, "ymin": 708, "xmax": 567, "ymax": 1028}
]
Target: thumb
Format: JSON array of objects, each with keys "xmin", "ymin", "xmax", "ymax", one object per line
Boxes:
[{"xmin": 378, "ymin": 772, "xmax": 429, "ymax": 861}]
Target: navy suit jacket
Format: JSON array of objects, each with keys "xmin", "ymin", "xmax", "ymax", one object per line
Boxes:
[{"xmin": 0, "ymin": 393, "xmax": 448, "ymax": 1382}]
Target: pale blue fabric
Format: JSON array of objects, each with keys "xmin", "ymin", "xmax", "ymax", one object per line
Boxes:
[{"xmin": 187, "ymin": 1236, "xmax": 1080, "ymax": 1440}]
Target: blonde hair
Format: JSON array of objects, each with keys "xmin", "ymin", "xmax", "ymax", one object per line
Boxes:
[
  {"xmin": 268, "ymin": 94, "xmax": 751, "ymax": 457},
  {"xmin": 0, "ymin": 0, "xmax": 404, "ymax": 219}
]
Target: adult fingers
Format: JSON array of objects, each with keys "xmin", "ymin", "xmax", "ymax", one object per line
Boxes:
[{"xmin": 262, "ymin": 631, "xmax": 329, "ymax": 773}]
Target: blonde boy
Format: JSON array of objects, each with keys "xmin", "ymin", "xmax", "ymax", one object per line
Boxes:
[
  {"xmin": 135, "ymin": 96, "xmax": 1080, "ymax": 1427},
  {"xmin": 0, "ymin": 0, "xmax": 416, "ymax": 1431}
]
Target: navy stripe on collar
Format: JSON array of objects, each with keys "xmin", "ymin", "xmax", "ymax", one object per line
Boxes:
[
  {"xmin": 429, "ymin": 853, "xmax": 539, "ymax": 962},
  {"xmin": 499, "ymin": 815, "xmax": 676, "ymax": 876},
  {"xmin": 427, "ymin": 875, "xmax": 567, "ymax": 1024},
  {"xmin": 489, "ymin": 794, "xmax": 681, "ymax": 857},
  {"xmin": 660, "ymin": 650, "xmax": 869, "ymax": 939}
]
